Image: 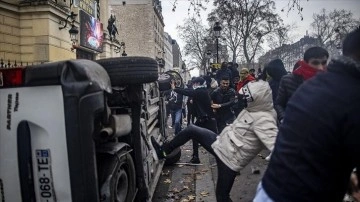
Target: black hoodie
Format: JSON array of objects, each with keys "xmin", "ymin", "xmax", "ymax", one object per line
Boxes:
[{"xmin": 264, "ymin": 59, "xmax": 288, "ymax": 102}]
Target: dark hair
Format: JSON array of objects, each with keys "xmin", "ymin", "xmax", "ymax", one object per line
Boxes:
[
  {"xmin": 293, "ymin": 60, "xmax": 301, "ymax": 72},
  {"xmin": 342, "ymin": 26, "xmax": 360, "ymax": 56},
  {"xmin": 193, "ymin": 76, "xmax": 205, "ymax": 84},
  {"xmin": 221, "ymin": 62, "xmax": 228, "ymax": 68},
  {"xmin": 303, "ymin": 46, "xmax": 329, "ymax": 62},
  {"xmin": 221, "ymin": 76, "xmax": 230, "ymax": 81}
]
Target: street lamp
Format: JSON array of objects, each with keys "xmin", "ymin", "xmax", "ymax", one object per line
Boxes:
[
  {"xmin": 69, "ymin": 24, "xmax": 79, "ymax": 44},
  {"xmin": 213, "ymin": 22, "xmax": 222, "ymax": 64}
]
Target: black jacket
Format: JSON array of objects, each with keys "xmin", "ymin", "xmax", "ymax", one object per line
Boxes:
[
  {"xmin": 262, "ymin": 56, "xmax": 360, "ymax": 202},
  {"xmin": 164, "ymin": 90, "xmax": 184, "ymax": 110},
  {"xmin": 174, "ymin": 87, "xmax": 215, "ymax": 119},
  {"xmin": 264, "ymin": 59, "xmax": 288, "ymax": 102},
  {"xmin": 211, "ymin": 87, "xmax": 236, "ymax": 121},
  {"xmin": 274, "ymin": 74, "xmax": 303, "ymax": 121}
]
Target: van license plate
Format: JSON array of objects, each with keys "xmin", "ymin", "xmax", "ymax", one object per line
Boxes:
[{"xmin": 36, "ymin": 149, "xmax": 55, "ymax": 202}]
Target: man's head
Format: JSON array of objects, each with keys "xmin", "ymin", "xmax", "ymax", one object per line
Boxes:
[
  {"xmin": 249, "ymin": 68, "xmax": 256, "ymax": 75},
  {"xmin": 219, "ymin": 77, "xmax": 230, "ymax": 90},
  {"xmin": 192, "ymin": 77, "xmax": 205, "ymax": 88},
  {"xmin": 342, "ymin": 26, "xmax": 360, "ymax": 61},
  {"xmin": 239, "ymin": 68, "xmax": 250, "ymax": 81},
  {"xmin": 303, "ymin": 46, "xmax": 329, "ymax": 70}
]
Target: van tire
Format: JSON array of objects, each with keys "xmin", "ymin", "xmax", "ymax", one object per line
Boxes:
[
  {"xmin": 96, "ymin": 57, "xmax": 158, "ymax": 86},
  {"xmin": 98, "ymin": 151, "xmax": 136, "ymax": 202}
]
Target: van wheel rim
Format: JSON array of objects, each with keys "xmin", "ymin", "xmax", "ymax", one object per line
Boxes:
[{"xmin": 115, "ymin": 168, "xmax": 128, "ymax": 202}]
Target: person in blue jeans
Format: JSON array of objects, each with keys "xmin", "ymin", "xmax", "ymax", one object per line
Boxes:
[{"xmin": 165, "ymin": 87, "xmax": 184, "ymax": 135}]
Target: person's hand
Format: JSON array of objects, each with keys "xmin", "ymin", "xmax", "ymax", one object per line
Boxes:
[
  {"xmin": 353, "ymin": 191, "xmax": 360, "ymax": 202},
  {"xmin": 211, "ymin": 104, "xmax": 221, "ymax": 109},
  {"xmin": 351, "ymin": 173, "xmax": 360, "ymax": 201},
  {"xmin": 190, "ymin": 99, "xmax": 193, "ymax": 104}
]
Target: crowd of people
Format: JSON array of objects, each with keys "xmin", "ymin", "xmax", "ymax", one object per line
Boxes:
[{"xmin": 155, "ymin": 26, "xmax": 360, "ymax": 202}]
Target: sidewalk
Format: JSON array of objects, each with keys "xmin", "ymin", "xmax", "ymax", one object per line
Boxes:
[{"xmin": 208, "ymin": 150, "xmax": 269, "ymax": 202}]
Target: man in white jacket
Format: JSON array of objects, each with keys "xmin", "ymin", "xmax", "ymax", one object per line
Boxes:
[{"xmin": 151, "ymin": 80, "xmax": 278, "ymax": 202}]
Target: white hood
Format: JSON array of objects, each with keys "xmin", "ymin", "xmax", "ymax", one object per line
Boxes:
[{"xmin": 239, "ymin": 80, "xmax": 273, "ymax": 112}]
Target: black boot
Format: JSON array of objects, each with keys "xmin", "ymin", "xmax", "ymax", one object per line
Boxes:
[
  {"xmin": 189, "ymin": 156, "xmax": 200, "ymax": 164},
  {"xmin": 150, "ymin": 136, "xmax": 166, "ymax": 160}
]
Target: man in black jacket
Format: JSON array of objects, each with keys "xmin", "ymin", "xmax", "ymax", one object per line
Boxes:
[
  {"xmin": 254, "ymin": 27, "xmax": 360, "ymax": 202},
  {"xmin": 172, "ymin": 76, "xmax": 218, "ymax": 163},
  {"xmin": 211, "ymin": 77, "xmax": 236, "ymax": 132}
]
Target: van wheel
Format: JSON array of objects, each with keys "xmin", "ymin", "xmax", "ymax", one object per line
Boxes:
[
  {"xmin": 96, "ymin": 57, "xmax": 158, "ymax": 86},
  {"xmin": 164, "ymin": 147, "xmax": 181, "ymax": 166},
  {"xmin": 98, "ymin": 151, "xmax": 136, "ymax": 202}
]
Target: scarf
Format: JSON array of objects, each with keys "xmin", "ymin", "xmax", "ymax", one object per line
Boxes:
[
  {"xmin": 293, "ymin": 60, "xmax": 323, "ymax": 80},
  {"xmin": 236, "ymin": 75, "xmax": 255, "ymax": 92}
]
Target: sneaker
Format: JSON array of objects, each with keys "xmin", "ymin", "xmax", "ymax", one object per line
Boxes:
[
  {"xmin": 265, "ymin": 153, "xmax": 271, "ymax": 161},
  {"xmin": 189, "ymin": 156, "xmax": 200, "ymax": 164},
  {"xmin": 168, "ymin": 125, "xmax": 173, "ymax": 129},
  {"xmin": 150, "ymin": 136, "xmax": 166, "ymax": 160}
]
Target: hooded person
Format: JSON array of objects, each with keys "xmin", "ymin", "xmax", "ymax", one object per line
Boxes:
[
  {"xmin": 263, "ymin": 59, "xmax": 288, "ymax": 102},
  {"xmin": 151, "ymin": 79, "xmax": 278, "ymax": 202}
]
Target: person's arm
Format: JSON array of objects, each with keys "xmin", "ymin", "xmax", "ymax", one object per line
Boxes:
[
  {"xmin": 274, "ymin": 77, "xmax": 288, "ymax": 122},
  {"xmin": 173, "ymin": 87, "xmax": 196, "ymax": 97},
  {"xmin": 253, "ymin": 116, "xmax": 279, "ymax": 151},
  {"xmin": 210, "ymin": 90, "xmax": 216, "ymax": 105}
]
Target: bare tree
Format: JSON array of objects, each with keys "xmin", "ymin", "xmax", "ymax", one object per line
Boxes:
[
  {"xmin": 170, "ymin": 0, "xmax": 305, "ymax": 18},
  {"xmin": 311, "ymin": 9, "xmax": 360, "ymax": 49},
  {"xmin": 268, "ymin": 23, "xmax": 297, "ymax": 48},
  {"xmin": 209, "ymin": 0, "xmax": 283, "ymax": 65},
  {"xmin": 177, "ymin": 17, "xmax": 210, "ymax": 72}
]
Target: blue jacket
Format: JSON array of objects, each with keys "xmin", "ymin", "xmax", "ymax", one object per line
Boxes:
[{"xmin": 262, "ymin": 56, "xmax": 360, "ymax": 202}]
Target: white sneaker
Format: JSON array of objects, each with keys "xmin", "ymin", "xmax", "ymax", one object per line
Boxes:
[{"xmin": 265, "ymin": 153, "xmax": 271, "ymax": 161}]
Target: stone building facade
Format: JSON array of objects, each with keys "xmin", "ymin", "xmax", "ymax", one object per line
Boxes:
[
  {"xmin": 108, "ymin": 0, "xmax": 165, "ymax": 69},
  {"xmin": 0, "ymin": 0, "xmax": 163, "ymax": 67},
  {"xmin": 258, "ymin": 35, "xmax": 321, "ymax": 72},
  {"xmin": 163, "ymin": 32, "xmax": 174, "ymax": 73}
]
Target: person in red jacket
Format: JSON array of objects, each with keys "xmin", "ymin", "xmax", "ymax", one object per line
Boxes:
[{"xmin": 236, "ymin": 68, "xmax": 255, "ymax": 92}]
